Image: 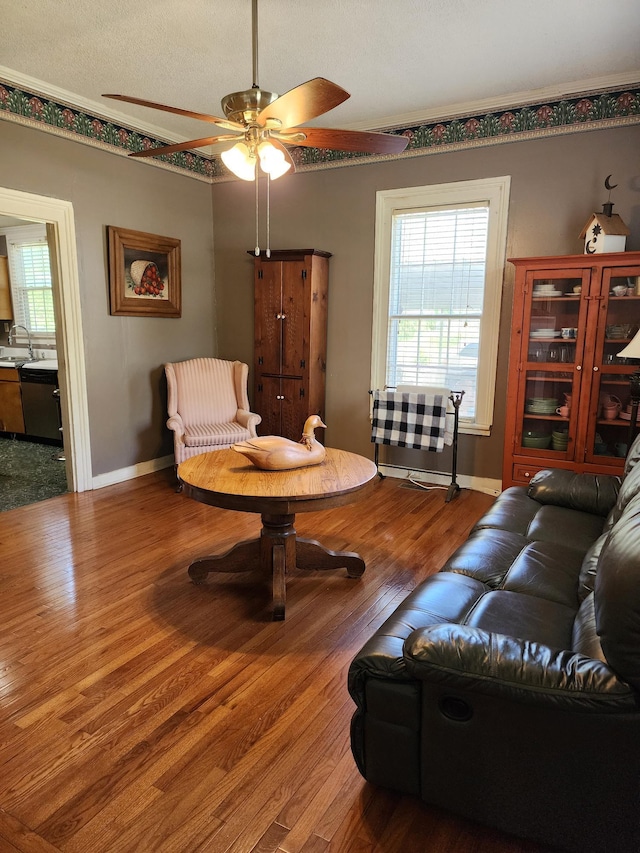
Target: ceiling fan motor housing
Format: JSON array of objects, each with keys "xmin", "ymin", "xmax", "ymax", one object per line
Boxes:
[{"xmin": 221, "ymin": 88, "xmax": 279, "ymax": 125}]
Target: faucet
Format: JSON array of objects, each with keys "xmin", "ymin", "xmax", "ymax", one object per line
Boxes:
[{"xmin": 8, "ymin": 324, "xmax": 34, "ymax": 360}]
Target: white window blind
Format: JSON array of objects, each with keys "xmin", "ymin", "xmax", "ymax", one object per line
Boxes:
[
  {"xmin": 387, "ymin": 205, "xmax": 489, "ymax": 420},
  {"xmin": 2, "ymin": 224, "xmax": 55, "ymax": 342}
]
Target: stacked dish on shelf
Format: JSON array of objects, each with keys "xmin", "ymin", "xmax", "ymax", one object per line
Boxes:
[
  {"xmin": 533, "ymin": 281, "xmax": 563, "ymax": 298},
  {"xmin": 552, "ymin": 428, "xmax": 569, "ymax": 451},
  {"xmin": 525, "ymin": 397, "xmax": 558, "ymax": 414},
  {"xmin": 530, "ymin": 327, "xmax": 560, "ymax": 338}
]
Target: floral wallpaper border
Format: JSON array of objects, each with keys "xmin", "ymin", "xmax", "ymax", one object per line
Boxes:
[{"xmin": 1, "ymin": 77, "xmax": 638, "ymax": 183}]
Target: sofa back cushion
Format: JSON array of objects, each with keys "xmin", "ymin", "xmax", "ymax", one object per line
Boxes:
[
  {"xmin": 623, "ymin": 431, "xmax": 640, "ymax": 477},
  {"xmin": 578, "ymin": 532, "xmax": 608, "ymax": 602},
  {"xmin": 595, "ymin": 494, "xmax": 640, "ymax": 691},
  {"xmin": 528, "ymin": 469, "xmax": 620, "ymax": 517},
  {"xmin": 603, "ymin": 454, "xmax": 640, "ymax": 532}
]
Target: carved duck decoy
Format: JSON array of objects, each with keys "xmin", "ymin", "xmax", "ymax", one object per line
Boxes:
[{"xmin": 233, "ymin": 415, "xmax": 327, "ymax": 470}]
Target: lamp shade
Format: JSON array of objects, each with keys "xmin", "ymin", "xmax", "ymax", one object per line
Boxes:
[
  {"xmin": 617, "ymin": 328, "xmax": 640, "ymax": 359},
  {"xmin": 220, "ymin": 142, "xmax": 256, "ymax": 181},
  {"xmin": 258, "ymin": 141, "xmax": 291, "ymax": 179}
]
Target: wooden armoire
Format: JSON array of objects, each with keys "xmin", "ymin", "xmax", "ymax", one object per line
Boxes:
[{"xmin": 251, "ymin": 248, "xmax": 330, "ymax": 439}]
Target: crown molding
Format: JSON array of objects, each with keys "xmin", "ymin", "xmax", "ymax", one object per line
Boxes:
[
  {"xmin": 352, "ymin": 71, "xmax": 640, "ymax": 132},
  {"xmin": 0, "ymin": 65, "xmax": 196, "ymax": 147},
  {"xmin": 1, "ymin": 68, "xmax": 638, "ymax": 183}
]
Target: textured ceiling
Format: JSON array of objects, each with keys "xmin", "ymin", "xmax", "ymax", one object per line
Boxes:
[{"xmin": 1, "ymin": 0, "xmax": 639, "ymax": 147}]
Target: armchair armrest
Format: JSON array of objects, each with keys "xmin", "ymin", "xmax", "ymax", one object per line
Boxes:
[
  {"xmin": 236, "ymin": 408, "xmax": 262, "ymax": 436},
  {"xmin": 527, "ymin": 468, "xmax": 620, "ymax": 517},
  {"xmin": 404, "ymin": 624, "xmax": 636, "ymax": 711},
  {"xmin": 166, "ymin": 413, "xmax": 186, "ymax": 441}
]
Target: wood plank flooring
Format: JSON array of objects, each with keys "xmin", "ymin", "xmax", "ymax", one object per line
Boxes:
[{"xmin": 0, "ymin": 471, "xmax": 550, "ymax": 852}]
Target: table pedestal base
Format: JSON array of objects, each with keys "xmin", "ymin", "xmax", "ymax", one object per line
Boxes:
[{"xmin": 188, "ymin": 512, "xmax": 365, "ymax": 620}]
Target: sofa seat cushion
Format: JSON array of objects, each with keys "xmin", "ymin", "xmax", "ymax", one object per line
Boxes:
[
  {"xmin": 466, "ymin": 589, "xmax": 576, "ymax": 649},
  {"xmin": 183, "ymin": 421, "xmax": 251, "ymax": 446}
]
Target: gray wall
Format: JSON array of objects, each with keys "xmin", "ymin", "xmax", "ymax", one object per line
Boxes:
[
  {"xmin": 0, "ymin": 120, "xmax": 216, "ymax": 476},
  {"xmin": 1, "ymin": 118, "xmax": 638, "ymax": 485},
  {"xmin": 212, "ymin": 126, "xmax": 640, "ymax": 483}
]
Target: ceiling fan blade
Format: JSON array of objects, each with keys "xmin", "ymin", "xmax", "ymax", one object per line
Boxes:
[
  {"xmin": 257, "ymin": 78, "xmax": 349, "ymax": 128},
  {"xmin": 129, "ymin": 135, "xmax": 240, "ymax": 158},
  {"xmin": 276, "ymin": 126, "xmax": 409, "ymax": 155},
  {"xmin": 103, "ymin": 94, "xmax": 245, "ymax": 132}
]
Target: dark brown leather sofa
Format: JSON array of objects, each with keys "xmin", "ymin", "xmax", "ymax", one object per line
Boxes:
[{"xmin": 349, "ymin": 436, "xmax": 640, "ymax": 853}]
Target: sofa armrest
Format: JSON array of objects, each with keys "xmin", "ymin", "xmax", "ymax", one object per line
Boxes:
[
  {"xmin": 404, "ymin": 624, "xmax": 637, "ymax": 711},
  {"xmin": 527, "ymin": 468, "xmax": 620, "ymax": 517}
]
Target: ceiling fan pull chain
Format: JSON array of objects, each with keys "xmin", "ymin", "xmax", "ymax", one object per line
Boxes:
[
  {"xmin": 266, "ymin": 173, "xmax": 271, "ymax": 258},
  {"xmin": 254, "ymin": 170, "xmax": 260, "ymax": 256}
]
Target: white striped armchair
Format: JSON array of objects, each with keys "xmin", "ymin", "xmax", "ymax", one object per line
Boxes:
[{"xmin": 164, "ymin": 357, "xmax": 261, "ymax": 464}]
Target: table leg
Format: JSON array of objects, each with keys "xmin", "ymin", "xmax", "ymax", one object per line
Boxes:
[
  {"xmin": 295, "ymin": 537, "xmax": 365, "ymax": 578},
  {"xmin": 260, "ymin": 514, "xmax": 297, "ymax": 621},
  {"xmin": 188, "ymin": 515, "xmax": 365, "ymax": 620},
  {"xmin": 187, "ymin": 537, "xmax": 261, "ymax": 583}
]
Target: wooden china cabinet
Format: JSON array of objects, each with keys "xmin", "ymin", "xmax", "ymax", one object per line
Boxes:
[
  {"xmin": 252, "ymin": 249, "xmax": 330, "ymax": 440},
  {"xmin": 503, "ymin": 251, "xmax": 640, "ymax": 488}
]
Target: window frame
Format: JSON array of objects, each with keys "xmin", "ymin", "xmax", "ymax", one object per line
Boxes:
[
  {"xmin": 0, "ymin": 222, "xmax": 55, "ymax": 345},
  {"xmin": 371, "ymin": 176, "xmax": 511, "ymax": 436}
]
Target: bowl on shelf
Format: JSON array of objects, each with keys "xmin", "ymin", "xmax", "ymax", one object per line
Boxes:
[{"xmin": 522, "ymin": 430, "xmax": 551, "ymax": 449}]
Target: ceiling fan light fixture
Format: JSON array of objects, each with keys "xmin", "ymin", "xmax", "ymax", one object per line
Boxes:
[
  {"xmin": 257, "ymin": 141, "xmax": 291, "ymax": 179},
  {"xmin": 221, "ymin": 141, "xmax": 257, "ymax": 181}
]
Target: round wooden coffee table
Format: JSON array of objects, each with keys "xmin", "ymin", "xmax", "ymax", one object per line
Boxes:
[{"xmin": 178, "ymin": 447, "xmax": 378, "ymax": 620}]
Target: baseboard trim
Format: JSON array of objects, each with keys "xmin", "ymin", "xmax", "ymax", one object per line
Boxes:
[
  {"xmin": 378, "ymin": 464, "xmax": 502, "ymax": 497},
  {"xmin": 92, "ymin": 454, "xmax": 174, "ymax": 490},
  {"xmin": 91, "ymin": 456, "xmax": 501, "ymax": 497}
]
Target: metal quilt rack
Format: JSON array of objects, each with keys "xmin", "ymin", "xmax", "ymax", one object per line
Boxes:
[{"xmin": 369, "ymin": 388, "xmax": 464, "ymax": 502}]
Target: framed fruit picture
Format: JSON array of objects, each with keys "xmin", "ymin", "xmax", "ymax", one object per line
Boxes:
[{"xmin": 107, "ymin": 226, "xmax": 181, "ymax": 317}]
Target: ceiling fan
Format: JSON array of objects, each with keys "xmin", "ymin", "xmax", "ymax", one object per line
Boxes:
[{"xmin": 103, "ymin": 0, "xmax": 408, "ymax": 181}]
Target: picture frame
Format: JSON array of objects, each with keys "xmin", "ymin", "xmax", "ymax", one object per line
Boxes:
[{"xmin": 107, "ymin": 226, "xmax": 181, "ymax": 317}]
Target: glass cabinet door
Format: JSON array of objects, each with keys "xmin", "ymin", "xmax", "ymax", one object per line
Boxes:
[
  {"xmin": 585, "ymin": 266, "xmax": 640, "ymax": 464},
  {"xmin": 516, "ymin": 271, "xmax": 588, "ymax": 459}
]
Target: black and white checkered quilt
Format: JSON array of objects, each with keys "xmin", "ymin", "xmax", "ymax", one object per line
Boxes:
[{"xmin": 371, "ymin": 389, "xmax": 448, "ymax": 452}]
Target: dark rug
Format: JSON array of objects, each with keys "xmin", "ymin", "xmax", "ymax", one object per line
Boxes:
[{"xmin": 0, "ymin": 437, "xmax": 68, "ymax": 512}]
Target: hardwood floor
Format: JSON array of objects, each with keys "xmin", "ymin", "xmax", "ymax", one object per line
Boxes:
[{"xmin": 0, "ymin": 471, "xmax": 549, "ymax": 852}]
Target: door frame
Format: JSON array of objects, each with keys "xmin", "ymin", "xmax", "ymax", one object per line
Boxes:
[{"xmin": 0, "ymin": 186, "xmax": 91, "ymax": 492}]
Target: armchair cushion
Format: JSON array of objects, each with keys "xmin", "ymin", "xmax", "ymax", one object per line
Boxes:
[{"xmin": 183, "ymin": 421, "xmax": 252, "ymax": 447}]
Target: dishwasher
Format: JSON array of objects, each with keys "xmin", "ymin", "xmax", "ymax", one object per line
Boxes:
[{"xmin": 18, "ymin": 366, "xmax": 62, "ymax": 443}]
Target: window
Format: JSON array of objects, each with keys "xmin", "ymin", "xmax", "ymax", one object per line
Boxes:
[
  {"xmin": 371, "ymin": 177, "xmax": 510, "ymax": 435},
  {"xmin": 1, "ymin": 223, "xmax": 55, "ymax": 343}
]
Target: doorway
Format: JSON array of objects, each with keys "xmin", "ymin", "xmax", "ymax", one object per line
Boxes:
[
  {"xmin": 0, "ymin": 187, "xmax": 92, "ymax": 498},
  {"xmin": 0, "ymin": 216, "xmax": 67, "ymax": 510}
]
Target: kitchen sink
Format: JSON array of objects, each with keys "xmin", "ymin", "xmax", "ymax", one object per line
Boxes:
[{"xmin": 0, "ymin": 356, "xmax": 39, "ymax": 364}]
